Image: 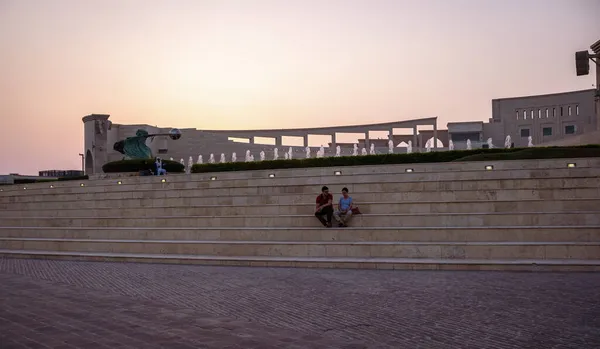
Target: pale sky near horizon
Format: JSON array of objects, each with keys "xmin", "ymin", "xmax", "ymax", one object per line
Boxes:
[{"xmin": 1, "ymin": 0, "xmax": 598, "ymax": 175}]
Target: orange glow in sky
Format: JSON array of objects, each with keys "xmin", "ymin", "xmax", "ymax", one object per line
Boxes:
[{"xmin": 0, "ymin": 0, "xmax": 598, "ymax": 174}]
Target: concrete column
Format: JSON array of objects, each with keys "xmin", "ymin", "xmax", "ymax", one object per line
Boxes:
[
  {"xmin": 596, "ymin": 59, "xmax": 600, "ymax": 130},
  {"xmin": 275, "ymin": 136, "xmax": 282, "ymax": 146},
  {"xmin": 331, "ymin": 133, "xmax": 337, "ymax": 147},
  {"xmin": 433, "ymin": 123, "xmax": 438, "ymax": 149},
  {"xmin": 388, "ymin": 128, "xmax": 394, "ymax": 140},
  {"xmin": 413, "ymin": 127, "xmax": 418, "ymax": 151},
  {"xmin": 364, "ymin": 132, "xmax": 370, "ymax": 148},
  {"xmin": 303, "ymin": 134, "xmax": 309, "ymax": 147},
  {"xmin": 250, "ymin": 136, "xmax": 256, "ymax": 144},
  {"xmin": 82, "ymin": 114, "xmax": 110, "ymax": 175}
]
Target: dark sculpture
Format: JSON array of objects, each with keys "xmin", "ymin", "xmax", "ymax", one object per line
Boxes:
[{"xmin": 114, "ymin": 128, "xmax": 181, "ymax": 159}]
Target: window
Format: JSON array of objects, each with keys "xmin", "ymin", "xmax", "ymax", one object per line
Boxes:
[
  {"xmin": 565, "ymin": 125, "xmax": 576, "ymax": 134},
  {"xmin": 560, "ymin": 107, "xmax": 563, "ymax": 116},
  {"xmin": 516, "ymin": 111, "xmax": 519, "ymax": 120},
  {"xmin": 538, "ymin": 109, "xmax": 541, "ymax": 118},
  {"xmin": 523, "ymin": 110, "xmax": 527, "ymax": 119},
  {"xmin": 530, "ymin": 110, "xmax": 534, "ymax": 118},
  {"xmin": 553, "ymin": 108, "xmax": 556, "ymax": 117},
  {"xmin": 451, "ymin": 132, "xmax": 481, "ymax": 142},
  {"xmin": 576, "ymin": 105, "xmax": 579, "ymax": 115},
  {"xmin": 542, "ymin": 127, "xmax": 552, "ymax": 136},
  {"xmin": 568, "ymin": 106, "xmax": 572, "ymax": 116},
  {"xmin": 545, "ymin": 109, "xmax": 549, "ymax": 118},
  {"xmin": 520, "ymin": 128, "xmax": 530, "ymax": 137}
]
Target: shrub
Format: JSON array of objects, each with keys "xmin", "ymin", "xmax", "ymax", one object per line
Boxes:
[
  {"xmin": 455, "ymin": 145, "xmax": 600, "ymax": 162},
  {"xmin": 57, "ymin": 175, "xmax": 89, "ymax": 181},
  {"xmin": 102, "ymin": 158, "xmax": 185, "ymax": 173},
  {"xmin": 190, "ymin": 145, "xmax": 600, "ymax": 174},
  {"xmin": 13, "ymin": 178, "xmax": 57, "ymax": 184}
]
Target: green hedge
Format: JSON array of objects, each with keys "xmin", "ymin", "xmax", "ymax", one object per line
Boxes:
[
  {"xmin": 10, "ymin": 175, "xmax": 89, "ymax": 185},
  {"xmin": 455, "ymin": 145, "xmax": 600, "ymax": 162},
  {"xmin": 13, "ymin": 178, "xmax": 57, "ymax": 184},
  {"xmin": 57, "ymin": 175, "xmax": 89, "ymax": 181},
  {"xmin": 190, "ymin": 145, "xmax": 600, "ymax": 174},
  {"xmin": 102, "ymin": 158, "xmax": 185, "ymax": 173}
]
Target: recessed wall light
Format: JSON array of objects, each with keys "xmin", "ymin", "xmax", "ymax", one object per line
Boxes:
[
  {"xmin": 268, "ymin": 173, "xmax": 275, "ymax": 178},
  {"xmin": 23, "ymin": 187, "xmax": 27, "ymax": 190},
  {"xmin": 485, "ymin": 165, "xmax": 494, "ymax": 170},
  {"xmin": 567, "ymin": 163, "xmax": 576, "ymax": 168},
  {"xmin": 405, "ymin": 168, "xmax": 414, "ymax": 173},
  {"xmin": 117, "ymin": 181, "xmax": 122, "ymax": 185},
  {"xmin": 334, "ymin": 171, "xmax": 342, "ymax": 176},
  {"xmin": 210, "ymin": 176, "xmax": 217, "ymax": 181},
  {"xmin": 49, "ymin": 185, "xmax": 54, "ymax": 188},
  {"xmin": 161, "ymin": 178, "xmax": 167, "ymax": 183},
  {"xmin": 80, "ymin": 183, "xmax": 85, "ymax": 187}
]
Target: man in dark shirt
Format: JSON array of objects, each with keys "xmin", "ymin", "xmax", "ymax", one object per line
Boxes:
[{"xmin": 315, "ymin": 186, "xmax": 333, "ymax": 227}]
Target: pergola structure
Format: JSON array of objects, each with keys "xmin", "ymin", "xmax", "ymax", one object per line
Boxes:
[{"xmin": 205, "ymin": 117, "xmax": 439, "ymax": 149}]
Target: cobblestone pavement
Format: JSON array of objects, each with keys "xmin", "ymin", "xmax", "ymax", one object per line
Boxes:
[{"xmin": 1, "ymin": 259, "xmax": 599, "ymax": 349}]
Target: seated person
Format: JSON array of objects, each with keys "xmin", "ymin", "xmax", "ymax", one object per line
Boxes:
[
  {"xmin": 315, "ymin": 186, "xmax": 333, "ymax": 227},
  {"xmin": 155, "ymin": 158, "xmax": 167, "ymax": 176},
  {"xmin": 334, "ymin": 187, "xmax": 354, "ymax": 227}
]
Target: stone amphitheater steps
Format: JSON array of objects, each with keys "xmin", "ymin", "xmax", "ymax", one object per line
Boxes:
[
  {"xmin": 1, "ymin": 199, "xmax": 598, "ymax": 217},
  {"xmin": 2, "ymin": 166, "xmax": 599, "ymax": 198},
  {"xmin": 1, "ymin": 158, "xmax": 599, "ymax": 271},
  {"xmin": 0, "ymin": 249, "xmax": 599, "ymax": 272},
  {"xmin": 1, "ymin": 238, "xmax": 599, "ymax": 259},
  {"xmin": 1, "ymin": 212, "xmax": 598, "ymax": 228},
  {"xmin": 60, "ymin": 158, "xmax": 600, "ymax": 182},
  {"xmin": 3, "ymin": 173, "xmax": 599, "ymax": 200},
  {"xmin": 3, "ymin": 188, "xmax": 600, "ymax": 211},
  {"xmin": 2, "ymin": 226, "xmax": 599, "ymax": 242}
]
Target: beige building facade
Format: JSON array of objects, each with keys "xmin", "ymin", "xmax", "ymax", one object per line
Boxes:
[
  {"xmin": 446, "ymin": 89, "xmax": 597, "ymax": 148},
  {"xmin": 83, "ymin": 88, "xmax": 599, "ymax": 175},
  {"xmin": 488, "ymin": 89, "xmax": 596, "ymax": 148},
  {"xmin": 82, "ymin": 115, "xmax": 439, "ymax": 175}
]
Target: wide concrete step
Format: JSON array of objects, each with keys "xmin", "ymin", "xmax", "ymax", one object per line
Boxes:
[
  {"xmin": 0, "ymin": 238, "xmax": 599, "ymax": 260},
  {"xmin": 1, "ymin": 199, "xmax": 598, "ymax": 217},
  {"xmin": 3, "ymin": 175, "xmax": 599, "ymax": 202},
  {"xmin": 2, "ymin": 211, "xmax": 599, "ymax": 229},
  {"xmin": 4, "ymin": 164, "xmax": 599, "ymax": 195},
  {"xmin": 2, "ymin": 226, "xmax": 599, "ymax": 242},
  {"xmin": 3, "ymin": 188, "xmax": 599, "ymax": 210},
  {"xmin": 2, "ymin": 249, "xmax": 599, "ymax": 271},
  {"xmin": 0, "ymin": 212, "xmax": 598, "ymax": 228}
]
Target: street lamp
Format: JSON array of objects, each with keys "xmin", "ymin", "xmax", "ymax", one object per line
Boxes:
[{"xmin": 575, "ymin": 39, "xmax": 600, "ymax": 130}]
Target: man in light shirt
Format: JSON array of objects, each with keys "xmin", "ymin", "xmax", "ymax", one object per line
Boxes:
[{"xmin": 334, "ymin": 187, "xmax": 353, "ymax": 227}]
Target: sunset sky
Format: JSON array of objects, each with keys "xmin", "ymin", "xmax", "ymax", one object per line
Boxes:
[{"xmin": 1, "ymin": 0, "xmax": 598, "ymax": 175}]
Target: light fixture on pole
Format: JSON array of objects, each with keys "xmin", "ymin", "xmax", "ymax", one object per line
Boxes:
[{"xmin": 575, "ymin": 39, "xmax": 600, "ymax": 130}]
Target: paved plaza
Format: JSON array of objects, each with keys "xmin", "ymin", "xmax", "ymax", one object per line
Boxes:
[{"xmin": 0, "ymin": 259, "xmax": 599, "ymax": 348}]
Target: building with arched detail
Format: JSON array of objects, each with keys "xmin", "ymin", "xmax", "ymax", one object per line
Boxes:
[
  {"xmin": 82, "ymin": 88, "xmax": 599, "ymax": 175},
  {"xmin": 82, "ymin": 115, "xmax": 440, "ymax": 175}
]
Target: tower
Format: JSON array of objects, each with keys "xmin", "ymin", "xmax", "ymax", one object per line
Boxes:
[{"xmin": 82, "ymin": 114, "xmax": 111, "ymax": 175}]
